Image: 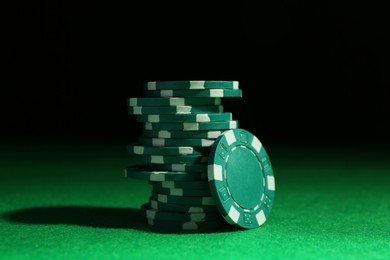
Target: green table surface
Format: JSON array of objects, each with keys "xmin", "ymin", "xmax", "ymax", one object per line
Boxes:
[{"xmin": 1, "ymin": 140, "xmax": 389, "ymax": 260}]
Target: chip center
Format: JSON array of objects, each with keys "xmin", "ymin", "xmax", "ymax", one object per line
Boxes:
[{"xmin": 226, "ymin": 146, "xmax": 264, "ymax": 209}]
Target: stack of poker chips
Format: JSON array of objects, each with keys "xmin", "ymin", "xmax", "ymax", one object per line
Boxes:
[{"xmin": 125, "ymin": 80, "xmax": 242, "ymax": 231}]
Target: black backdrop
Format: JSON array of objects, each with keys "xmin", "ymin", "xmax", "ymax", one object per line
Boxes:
[{"xmin": 2, "ymin": 1, "xmax": 390, "ymax": 146}]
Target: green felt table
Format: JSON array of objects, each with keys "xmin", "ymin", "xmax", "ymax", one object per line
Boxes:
[{"xmin": 1, "ymin": 140, "xmax": 389, "ymax": 259}]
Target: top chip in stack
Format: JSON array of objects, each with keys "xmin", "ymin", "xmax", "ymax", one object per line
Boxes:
[{"xmin": 125, "ymin": 80, "xmax": 242, "ymax": 231}]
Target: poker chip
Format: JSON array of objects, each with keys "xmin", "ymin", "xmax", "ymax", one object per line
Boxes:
[
  {"xmin": 128, "ymin": 97, "xmax": 222, "ymax": 106},
  {"xmin": 127, "ymin": 144, "xmax": 209, "ymax": 155},
  {"xmin": 148, "ymin": 199, "xmax": 219, "ymax": 213},
  {"xmin": 144, "ymin": 80, "xmax": 239, "ymax": 90},
  {"xmin": 145, "ymin": 89, "xmax": 242, "ymax": 98},
  {"xmin": 135, "ymin": 113, "xmax": 232, "ymax": 123},
  {"xmin": 207, "ymin": 128, "xmax": 275, "ymax": 229},
  {"xmin": 143, "ymin": 121, "xmax": 238, "ymax": 131},
  {"xmin": 128, "ymin": 105, "xmax": 223, "ymax": 115}
]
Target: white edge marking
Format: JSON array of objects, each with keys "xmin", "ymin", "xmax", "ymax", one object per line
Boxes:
[
  {"xmin": 151, "ymin": 155, "xmax": 163, "ymax": 164},
  {"xmin": 251, "ymin": 135, "xmax": 262, "ymax": 153},
  {"xmin": 133, "ymin": 146, "xmax": 144, "ymax": 154},
  {"xmin": 210, "ymin": 89, "xmax": 223, "ymax": 97},
  {"xmin": 190, "ymin": 80, "xmax": 205, "ymax": 89},
  {"xmin": 162, "ymin": 181, "xmax": 174, "ymax": 188},
  {"xmin": 161, "ymin": 90, "xmax": 172, "ymax": 97},
  {"xmin": 171, "ymin": 164, "xmax": 184, "ymax": 171},
  {"xmin": 134, "ymin": 107, "xmax": 142, "ymax": 115},
  {"xmin": 177, "ymin": 106, "xmax": 191, "ymax": 113},
  {"xmin": 196, "ymin": 114, "xmax": 210, "ymax": 122},
  {"xmin": 183, "ymin": 222, "xmax": 197, "ymax": 230},
  {"xmin": 208, "ymin": 131, "xmax": 221, "ymax": 139},
  {"xmin": 230, "ymin": 121, "xmax": 237, "ymax": 129},
  {"xmin": 190, "ymin": 213, "xmax": 206, "ymax": 221},
  {"xmin": 146, "ymin": 210, "xmax": 156, "ymax": 219},
  {"xmin": 147, "ymin": 81, "xmax": 156, "ymax": 90},
  {"xmin": 152, "ymin": 138, "xmax": 165, "ymax": 146},
  {"xmin": 145, "ymin": 122, "xmax": 152, "ymax": 130},
  {"xmin": 148, "ymin": 115, "xmax": 159, "ymax": 123},
  {"xmin": 228, "ymin": 206, "xmax": 240, "ymax": 223},
  {"xmin": 267, "ymin": 176, "xmax": 275, "ymax": 191},
  {"xmin": 208, "ymin": 164, "xmax": 223, "ymax": 181},
  {"xmin": 128, "ymin": 98, "xmax": 137, "ymax": 106},
  {"xmin": 150, "ymin": 172, "xmax": 164, "ymax": 181},
  {"xmin": 202, "ymin": 139, "xmax": 214, "ymax": 146},
  {"xmin": 233, "ymin": 81, "xmax": 239, "ymax": 89},
  {"xmin": 179, "ymin": 147, "xmax": 192, "ymax": 155},
  {"xmin": 224, "ymin": 130, "xmax": 236, "ymax": 146},
  {"xmin": 158, "ymin": 130, "xmax": 170, "ymax": 138},
  {"xmin": 158, "ymin": 194, "xmax": 167, "ymax": 203},
  {"xmin": 150, "ymin": 200, "xmax": 157, "ymax": 209},
  {"xmin": 256, "ymin": 210, "xmax": 266, "ymax": 226},
  {"xmin": 170, "ymin": 98, "xmax": 185, "ymax": 106},
  {"xmin": 171, "ymin": 188, "xmax": 183, "ymax": 196},
  {"xmin": 183, "ymin": 123, "xmax": 199, "ymax": 131}
]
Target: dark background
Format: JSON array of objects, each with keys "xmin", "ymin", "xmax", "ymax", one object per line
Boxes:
[{"xmin": 2, "ymin": 1, "xmax": 390, "ymax": 147}]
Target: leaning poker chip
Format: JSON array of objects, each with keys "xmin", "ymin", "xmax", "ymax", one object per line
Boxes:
[
  {"xmin": 128, "ymin": 97, "xmax": 222, "ymax": 106},
  {"xmin": 124, "ymin": 166, "xmax": 207, "ymax": 181},
  {"xmin": 145, "ymin": 89, "xmax": 242, "ymax": 98},
  {"xmin": 144, "ymin": 80, "xmax": 239, "ymax": 90},
  {"xmin": 148, "ymin": 199, "xmax": 219, "ymax": 213},
  {"xmin": 127, "ymin": 144, "xmax": 209, "ymax": 156},
  {"xmin": 138, "ymin": 137, "xmax": 215, "ymax": 147},
  {"xmin": 207, "ymin": 128, "xmax": 275, "ymax": 229},
  {"xmin": 140, "ymin": 203, "xmax": 220, "ymax": 222},
  {"xmin": 128, "ymin": 105, "xmax": 223, "ymax": 115},
  {"xmin": 142, "ymin": 130, "xmax": 223, "ymax": 139},
  {"xmin": 144, "ymin": 121, "xmax": 238, "ymax": 131},
  {"xmin": 135, "ymin": 113, "xmax": 233, "ymax": 123}
]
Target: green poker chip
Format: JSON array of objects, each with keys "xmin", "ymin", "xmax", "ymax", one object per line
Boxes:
[
  {"xmin": 151, "ymin": 192, "xmax": 215, "ymax": 206},
  {"xmin": 148, "ymin": 199, "xmax": 219, "ymax": 213},
  {"xmin": 146, "ymin": 218, "xmax": 227, "ymax": 231},
  {"xmin": 142, "ymin": 130, "xmax": 223, "ymax": 139},
  {"xmin": 149, "ymin": 180, "xmax": 210, "ymax": 190},
  {"xmin": 138, "ymin": 137, "xmax": 215, "ymax": 147},
  {"xmin": 128, "ymin": 97, "xmax": 222, "ymax": 106},
  {"xmin": 148, "ymin": 199, "xmax": 218, "ymax": 213},
  {"xmin": 151, "ymin": 163, "xmax": 207, "ymax": 173},
  {"xmin": 131, "ymin": 154, "xmax": 208, "ymax": 164},
  {"xmin": 135, "ymin": 113, "xmax": 233, "ymax": 123},
  {"xmin": 128, "ymin": 105, "xmax": 223, "ymax": 115},
  {"xmin": 124, "ymin": 166, "xmax": 206, "ymax": 181},
  {"xmin": 144, "ymin": 80, "xmax": 239, "ymax": 90},
  {"xmin": 140, "ymin": 203, "xmax": 221, "ymax": 222},
  {"xmin": 145, "ymin": 89, "xmax": 242, "ymax": 98},
  {"xmin": 127, "ymin": 144, "xmax": 209, "ymax": 156},
  {"xmin": 151, "ymin": 185, "xmax": 211, "ymax": 197},
  {"xmin": 144, "ymin": 120, "xmax": 238, "ymax": 131},
  {"xmin": 207, "ymin": 128, "xmax": 275, "ymax": 229}
]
